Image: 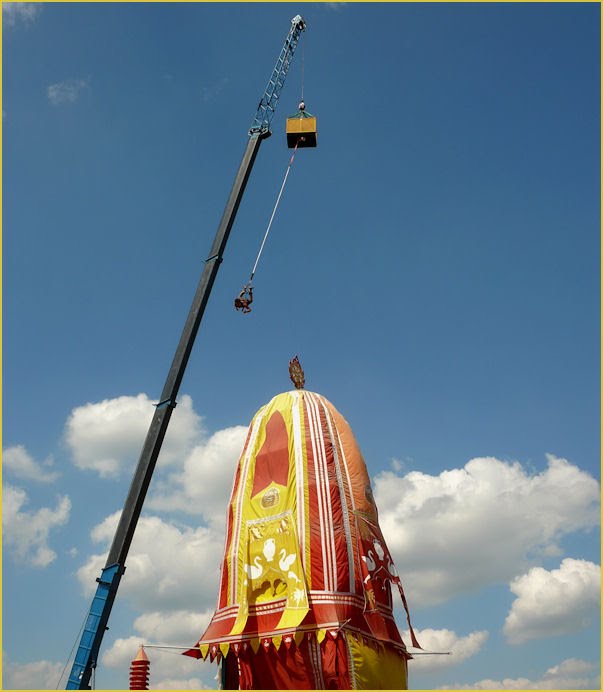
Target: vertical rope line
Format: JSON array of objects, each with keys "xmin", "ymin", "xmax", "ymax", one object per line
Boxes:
[
  {"xmin": 249, "ymin": 142, "xmax": 299, "ymax": 283},
  {"xmin": 301, "ymin": 39, "xmax": 305, "ymax": 102}
]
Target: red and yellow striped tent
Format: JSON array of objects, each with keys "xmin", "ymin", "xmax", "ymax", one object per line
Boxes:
[{"xmin": 188, "ymin": 389, "xmax": 419, "ymax": 689}]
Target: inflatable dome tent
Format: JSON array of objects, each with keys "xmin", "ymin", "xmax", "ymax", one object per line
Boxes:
[{"xmin": 186, "ymin": 375, "xmax": 419, "ymax": 689}]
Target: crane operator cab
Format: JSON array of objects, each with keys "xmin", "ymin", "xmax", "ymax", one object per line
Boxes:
[{"xmin": 286, "ymin": 101, "xmax": 317, "ymax": 148}]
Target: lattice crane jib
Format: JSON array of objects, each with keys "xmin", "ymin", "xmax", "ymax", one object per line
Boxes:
[{"xmin": 249, "ymin": 15, "xmax": 306, "ymax": 136}]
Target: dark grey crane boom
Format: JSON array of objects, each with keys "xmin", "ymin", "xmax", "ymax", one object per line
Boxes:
[{"xmin": 66, "ymin": 14, "xmax": 306, "ymax": 689}]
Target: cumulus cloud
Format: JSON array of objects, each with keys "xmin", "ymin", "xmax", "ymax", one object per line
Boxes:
[
  {"xmin": 77, "ymin": 512, "xmax": 224, "ymax": 613},
  {"xmin": 65, "ymin": 393, "xmax": 202, "ymax": 478},
  {"xmin": 102, "ymin": 635, "xmax": 214, "ymax": 689},
  {"xmin": 2, "ymin": 445, "xmax": 59, "ymax": 483},
  {"xmin": 147, "ymin": 425, "xmax": 248, "ymax": 526},
  {"xmin": 544, "ymin": 658, "xmax": 599, "ymax": 678},
  {"xmin": 375, "ymin": 454, "xmax": 599, "ymax": 607},
  {"xmin": 440, "ymin": 657, "xmax": 600, "ymax": 689},
  {"xmin": 2, "ymin": 2, "xmax": 41, "ymax": 27},
  {"xmin": 2, "ymin": 484, "xmax": 71, "ymax": 567},
  {"xmin": 134, "ymin": 610, "xmax": 213, "ymax": 644},
  {"xmin": 73, "ymin": 409, "xmax": 248, "ymax": 686},
  {"xmin": 503, "ymin": 558, "xmax": 600, "ymax": 644},
  {"xmin": 403, "ymin": 628, "xmax": 488, "ymax": 672},
  {"xmin": 1, "ymin": 656, "xmax": 64, "ymax": 690},
  {"xmin": 47, "ymin": 78, "xmax": 89, "ymax": 105}
]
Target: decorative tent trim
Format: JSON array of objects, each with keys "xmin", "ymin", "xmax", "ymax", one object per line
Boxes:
[{"xmin": 194, "ymin": 628, "xmax": 410, "ymax": 663}]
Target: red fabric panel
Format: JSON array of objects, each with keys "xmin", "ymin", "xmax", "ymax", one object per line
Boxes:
[
  {"xmin": 320, "ymin": 406, "xmax": 350, "ymax": 594},
  {"xmin": 251, "ymin": 411, "xmax": 289, "ymax": 497},
  {"xmin": 322, "ymin": 635, "xmax": 351, "ymax": 689},
  {"xmin": 216, "ymin": 501, "xmax": 232, "ymax": 609},
  {"xmin": 217, "ymin": 447, "xmax": 245, "ymax": 609},
  {"xmin": 237, "ymin": 641, "xmax": 316, "ymax": 690},
  {"xmin": 223, "ymin": 650, "xmax": 239, "ymax": 690},
  {"xmin": 224, "ymin": 636, "xmax": 353, "ymax": 690},
  {"xmin": 304, "ymin": 401, "xmax": 325, "ymax": 591}
]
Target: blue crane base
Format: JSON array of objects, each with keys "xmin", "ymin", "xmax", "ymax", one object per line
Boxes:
[{"xmin": 66, "ymin": 564, "xmax": 124, "ymax": 689}]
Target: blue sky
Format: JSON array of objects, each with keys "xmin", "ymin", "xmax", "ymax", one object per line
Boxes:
[{"xmin": 2, "ymin": 2, "xmax": 600, "ymax": 690}]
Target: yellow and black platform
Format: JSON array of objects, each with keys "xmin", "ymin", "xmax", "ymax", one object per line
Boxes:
[{"xmin": 286, "ymin": 107, "xmax": 317, "ymax": 148}]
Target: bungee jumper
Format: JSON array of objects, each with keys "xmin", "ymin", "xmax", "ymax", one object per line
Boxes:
[{"xmin": 234, "ymin": 284, "xmax": 254, "ymax": 313}]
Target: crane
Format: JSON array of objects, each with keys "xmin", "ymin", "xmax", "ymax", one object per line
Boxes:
[{"xmin": 65, "ymin": 15, "xmax": 307, "ymax": 689}]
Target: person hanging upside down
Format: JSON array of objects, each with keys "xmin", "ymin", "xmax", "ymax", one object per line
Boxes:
[{"xmin": 234, "ymin": 285, "xmax": 253, "ymax": 313}]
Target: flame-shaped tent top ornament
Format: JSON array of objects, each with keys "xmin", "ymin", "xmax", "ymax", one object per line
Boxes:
[
  {"xmin": 288, "ymin": 355, "xmax": 305, "ymax": 390},
  {"xmin": 186, "ymin": 364, "xmax": 419, "ymax": 689}
]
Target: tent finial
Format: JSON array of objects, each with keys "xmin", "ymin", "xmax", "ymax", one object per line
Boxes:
[{"xmin": 289, "ymin": 355, "xmax": 305, "ymax": 389}]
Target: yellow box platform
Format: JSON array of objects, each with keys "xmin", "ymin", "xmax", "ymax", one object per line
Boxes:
[{"xmin": 286, "ymin": 114, "xmax": 317, "ymax": 148}]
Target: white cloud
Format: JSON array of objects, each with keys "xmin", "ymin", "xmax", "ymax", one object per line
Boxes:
[
  {"xmin": 2, "ymin": 484, "xmax": 71, "ymax": 567},
  {"xmin": 2, "ymin": 444, "xmax": 59, "ymax": 483},
  {"xmin": 47, "ymin": 78, "xmax": 89, "ymax": 105},
  {"xmin": 65, "ymin": 393, "xmax": 202, "ymax": 478},
  {"xmin": 503, "ymin": 558, "xmax": 600, "ymax": 644},
  {"xmin": 390, "ymin": 457, "xmax": 406, "ymax": 473},
  {"xmin": 73, "ymin": 408, "xmax": 246, "ymax": 687},
  {"xmin": 545, "ymin": 658, "xmax": 598, "ymax": 677},
  {"xmin": 147, "ymin": 425, "xmax": 247, "ymax": 526},
  {"xmin": 375, "ymin": 454, "xmax": 599, "ymax": 607},
  {"xmin": 1, "ymin": 656, "xmax": 64, "ymax": 690},
  {"xmin": 78, "ymin": 512, "xmax": 224, "ymax": 613},
  {"xmin": 403, "ymin": 628, "xmax": 488, "ymax": 672},
  {"xmin": 102, "ymin": 635, "xmax": 150, "ymax": 669},
  {"xmin": 2, "ymin": 2, "xmax": 41, "ymax": 28},
  {"xmin": 133, "ymin": 610, "xmax": 213, "ymax": 645},
  {"xmin": 440, "ymin": 657, "xmax": 600, "ymax": 689}
]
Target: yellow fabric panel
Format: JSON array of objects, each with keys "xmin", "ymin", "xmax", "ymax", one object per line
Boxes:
[
  {"xmin": 225, "ymin": 401, "xmax": 268, "ymax": 603},
  {"xmin": 297, "ymin": 393, "xmax": 312, "ymax": 591},
  {"xmin": 231, "ymin": 510, "xmax": 309, "ymax": 634},
  {"xmin": 229, "ymin": 394, "xmax": 286, "ymax": 606},
  {"xmin": 346, "ymin": 633, "xmax": 408, "ymax": 690},
  {"xmin": 230, "ymin": 393, "xmax": 310, "ymax": 635}
]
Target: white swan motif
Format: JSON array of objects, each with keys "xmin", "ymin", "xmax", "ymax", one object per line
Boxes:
[
  {"xmin": 373, "ymin": 540, "xmax": 385, "ymax": 561},
  {"xmin": 279, "ymin": 549, "xmax": 297, "ymax": 572},
  {"xmin": 244, "ymin": 556, "xmax": 263, "ymax": 581},
  {"xmin": 362, "ymin": 550, "xmax": 376, "ymax": 572},
  {"xmin": 387, "ymin": 557, "xmax": 398, "ymax": 578},
  {"xmin": 362, "ymin": 551, "xmax": 376, "ymax": 584},
  {"xmin": 263, "ymin": 538, "xmax": 276, "ymax": 562}
]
